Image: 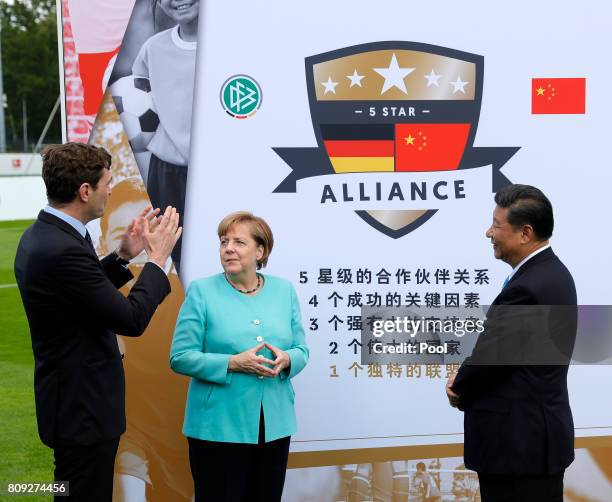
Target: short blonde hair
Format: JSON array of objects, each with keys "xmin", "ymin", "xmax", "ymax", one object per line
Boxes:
[{"xmin": 217, "ymin": 212, "xmax": 274, "ymax": 269}]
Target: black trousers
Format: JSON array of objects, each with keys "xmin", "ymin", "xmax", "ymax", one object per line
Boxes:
[
  {"xmin": 188, "ymin": 410, "xmax": 290, "ymax": 502},
  {"xmin": 478, "ymin": 471, "xmax": 564, "ymax": 502},
  {"xmin": 53, "ymin": 437, "xmax": 120, "ymax": 502},
  {"xmin": 147, "ymin": 154, "xmax": 188, "ymax": 272}
]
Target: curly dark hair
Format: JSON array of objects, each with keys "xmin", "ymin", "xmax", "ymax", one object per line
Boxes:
[{"xmin": 41, "ymin": 143, "xmax": 112, "ymax": 205}]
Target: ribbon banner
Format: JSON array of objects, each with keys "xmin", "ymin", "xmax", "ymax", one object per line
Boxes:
[{"xmin": 273, "ymin": 42, "xmax": 519, "ymax": 237}]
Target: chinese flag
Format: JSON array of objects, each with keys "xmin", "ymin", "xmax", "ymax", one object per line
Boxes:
[
  {"xmin": 395, "ymin": 123, "xmax": 471, "ymax": 172},
  {"xmin": 532, "ymin": 78, "xmax": 586, "ymax": 114}
]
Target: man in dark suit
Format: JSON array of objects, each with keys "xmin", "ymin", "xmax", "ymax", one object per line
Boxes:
[
  {"xmin": 446, "ymin": 184, "xmax": 577, "ymax": 502},
  {"xmin": 14, "ymin": 143, "xmax": 182, "ymax": 501}
]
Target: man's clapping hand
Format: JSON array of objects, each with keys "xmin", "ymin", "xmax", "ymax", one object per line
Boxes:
[
  {"xmin": 143, "ymin": 206, "xmax": 182, "ymax": 268},
  {"xmin": 116, "ymin": 206, "xmax": 160, "ymax": 260}
]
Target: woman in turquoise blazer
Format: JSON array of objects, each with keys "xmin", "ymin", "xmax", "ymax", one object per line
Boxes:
[{"xmin": 170, "ymin": 211, "xmax": 308, "ymax": 501}]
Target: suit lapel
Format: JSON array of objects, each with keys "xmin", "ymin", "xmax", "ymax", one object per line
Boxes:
[
  {"xmin": 38, "ymin": 210, "xmax": 98, "ymax": 258},
  {"xmin": 491, "ymin": 247, "xmax": 555, "ymax": 305},
  {"xmin": 507, "ymin": 247, "xmax": 555, "ymax": 286}
]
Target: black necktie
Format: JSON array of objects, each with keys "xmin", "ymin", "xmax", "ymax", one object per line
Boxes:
[{"xmin": 84, "ymin": 231, "xmax": 96, "ymax": 253}]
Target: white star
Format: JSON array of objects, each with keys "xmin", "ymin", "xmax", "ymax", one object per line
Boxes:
[
  {"xmin": 321, "ymin": 76, "xmax": 339, "ymax": 95},
  {"xmin": 346, "ymin": 69, "xmax": 365, "ymax": 88},
  {"xmin": 424, "ymin": 69, "xmax": 441, "ymax": 87},
  {"xmin": 450, "ymin": 75, "xmax": 469, "ymax": 94},
  {"xmin": 373, "ymin": 53, "xmax": 415, "ymax": 95}
]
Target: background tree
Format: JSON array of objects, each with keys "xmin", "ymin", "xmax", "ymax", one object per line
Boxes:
[{"xmin": 1, "ymin": 0, "xmax": 61, "ymax": 151}]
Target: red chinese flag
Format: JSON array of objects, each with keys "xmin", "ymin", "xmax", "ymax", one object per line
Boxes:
[
  {"xmin": 395, "ymin": 123, "xmax": 471, "ymax": 172},
  {"xmin": 532, "ymin": 78, "xmax": 586, "ymax": 114}
]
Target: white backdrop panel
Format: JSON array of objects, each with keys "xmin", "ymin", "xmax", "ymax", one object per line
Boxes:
[{"xmin": 184, "ymin": 0, "xmax": 612, "ymax": 452}]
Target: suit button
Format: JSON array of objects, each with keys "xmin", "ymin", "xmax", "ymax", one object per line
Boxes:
[
  {"xmin": 256, "ymin": 336, "xmax": 263, "ymax": 342},
  {"xmin": 258, "ymin": 376, "xmax": 264, "ymax": 380},
  {"xmin": 253, "ymin": 319, "xmax": 261, "ymax": 325}
]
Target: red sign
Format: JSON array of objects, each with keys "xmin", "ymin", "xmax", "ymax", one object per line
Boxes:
[{"xmin": 532, "ymin": 78, "xmax": 586, "ymax": 114}]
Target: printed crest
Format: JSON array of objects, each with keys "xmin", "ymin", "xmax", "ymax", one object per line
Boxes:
[{"xmin": 274, "ymin": 42, "xmax": 518, "ymax": 237}]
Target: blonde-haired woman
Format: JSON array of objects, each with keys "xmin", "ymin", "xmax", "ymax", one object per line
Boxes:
[{"xmin": 170, "ymin": 211, "xmax": 308, "ymax": 501}]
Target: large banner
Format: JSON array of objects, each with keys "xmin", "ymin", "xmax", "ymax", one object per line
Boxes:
[
  {"xmin": 56, "ymin": 0, "xmax": 612, "ymax": 500},
  {"xmin": 185, "ymin": 0, "xmax": 612, "ymax": 456},
  {"xmin": 183, "ymin": 0, "xmax": 612, "ymax": 497},
  {"xmin": 58, "ymin": 1, "xmax": 196, "ymax": 500}
]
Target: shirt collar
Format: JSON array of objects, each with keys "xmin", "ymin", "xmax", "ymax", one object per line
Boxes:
[
  {"xmin": 171, "ymin": 25, "xmax": 197, "ymax": 51},
  {"xmin": 507, "ymin": 243, "xmax": 551, "ymax": 282},
  {"xmin": 43, "ymin": 206, "xmax": 87, "ymax": 238}
]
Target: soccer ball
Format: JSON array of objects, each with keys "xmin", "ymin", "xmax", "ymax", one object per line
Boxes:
[{"xmin": 110, "ymin": 75, "xmax": 160, "ymax": 154}]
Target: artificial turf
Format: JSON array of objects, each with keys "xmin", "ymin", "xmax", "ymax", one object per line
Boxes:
[{"xmin": 0, "ymin": 219, "xmax": 53, "ymax": 501}]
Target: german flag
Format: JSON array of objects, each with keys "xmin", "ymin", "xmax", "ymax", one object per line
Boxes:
[{"xmin": 321, "ymin": 124, "xmax": 394, "ymax": 173}]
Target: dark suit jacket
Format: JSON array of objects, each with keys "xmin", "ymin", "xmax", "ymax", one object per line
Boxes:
[
  {"xmin": 14, "ymin": 210, "xmax": 171, "ymax": 448},
  {"xmin": 452, "ymin": 247, "xmax": 577, "ymax": 475}
]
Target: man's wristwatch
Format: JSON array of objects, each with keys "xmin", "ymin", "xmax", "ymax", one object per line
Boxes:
[{"xmin": 111, "ymin": 250, "xmax": 131, "ymax": 268}]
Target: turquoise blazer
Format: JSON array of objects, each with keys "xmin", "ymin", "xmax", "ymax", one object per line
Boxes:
[{"xmin": 170, "ymin": 274, "xmax": 308, "ymax": 443}]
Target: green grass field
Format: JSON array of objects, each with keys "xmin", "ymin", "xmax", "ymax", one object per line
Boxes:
[{"xmin": 0, "ymin": 220, "xmax": 54, "ymax": 501}]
